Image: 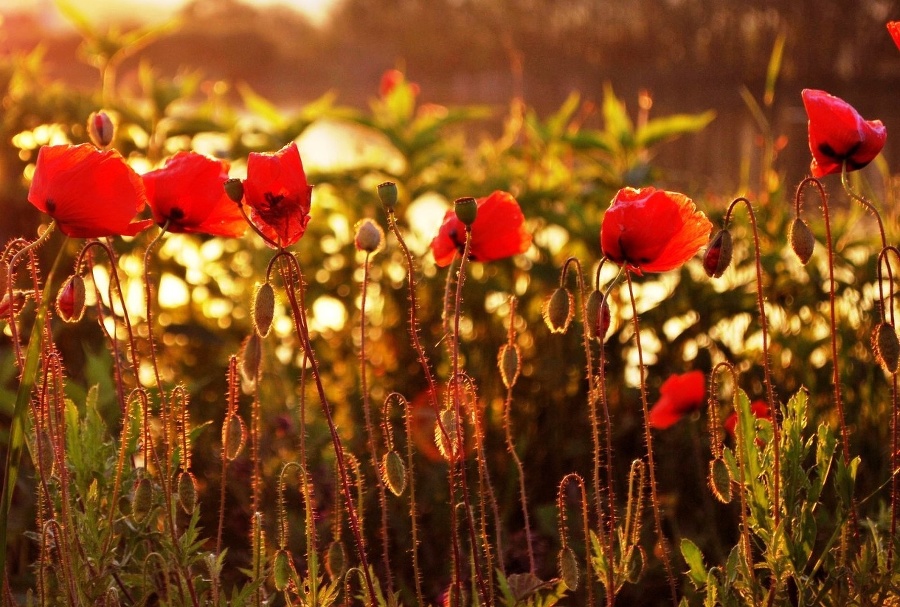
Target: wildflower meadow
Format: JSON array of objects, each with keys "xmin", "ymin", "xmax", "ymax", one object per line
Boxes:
[{"xmin": 4, "ymin": 8, "xmax": 900, "ymax": 607}]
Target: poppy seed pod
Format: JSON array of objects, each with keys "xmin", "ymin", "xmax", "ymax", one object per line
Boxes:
[
  {"xmin": 377, "ymin": 181, "xmax": 399, "ymax": 211},
  {"xmin": 544, "ymin": 287, "xmax": 574, "ymax": 334},
  {"xmin": 703, "ymin": 229, "xmax": 733, "ymax": 278},
  {"xmin": 87, "ymin": 111, "xmax": 115, "ymax": 149},
  {"xmin": 354, "ymin": 218, "xmax": 384, "ymax": 253},
  {"xmin": 454, "ymin": 197, "xmax": 478, "ymax": 226},
  {"xmin": 253, "ymin": 282, "xmax": 275, "ymax": 337},
  {"xmin": 223, "ymin": 178, "xmax": 244, "ymax": 204},
  {"xmin": 872, "ymin": 322, "xmax": 900, "ymax": 374},
  {"xmin": 789, "ymin": 217, "xmax": 815, "ymax": 265},
  {"xmin": 57, "ymin": 275, "xmax": 86, "ymax": 323}
]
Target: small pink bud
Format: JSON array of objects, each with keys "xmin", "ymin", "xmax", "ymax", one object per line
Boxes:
[{"xmin": 87, "ymin": 111, "xmax": 115, "ymax": 148}]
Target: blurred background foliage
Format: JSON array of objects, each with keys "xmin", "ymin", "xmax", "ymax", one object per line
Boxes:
[{"xmin": 2, "ymin": 2, "xmax": 900, "ymax": 604}]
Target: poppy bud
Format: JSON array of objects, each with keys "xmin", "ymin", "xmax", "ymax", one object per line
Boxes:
[
  {"xmin": 131, "ymin": 477, "xmax": 153, "ymax": 523},
  {"xmin": 435, "ymin": 409, "xmax": 460, "ymax": 461},
  {"xmin": 381, "ymin": 450, "xmax": 407, "ymax": 496},
  {"xmin": 543, "ymin": 287, "xmax": 574, "ymax": 334},
  {"xmin": 253, "ymin": 282, "xmax": 275, "ymax": 337},
  {"xmin": 326, "ymin": 541, "xmax": 347, "ymax": 579},
  {"xmin": 498, "ymin": 343, "xmax": 520, "ymax": 389},
  {"xmin": 87, "ymin": 111, "xmax": 115, "ymax": 149},
  {"xmin": 223, "ymin": 178, "xmax": 244, "ymax": 204},
  {"xmin": 354, "ymin": 218, "xmax": 384, "ymax": 253},
  {"xmin": 224, "ymin": 414, "xmax": 246, "ymax": 461},
  {"xmin": 708, "ymin": 457, "xmax": 732, "ymax": 504},
  {"xmin": 0, "ymin": 290, "xmax": 26, "ymax": 320},
  {"xmin": 377, "ymin": 181, "xmax": 398, "ymax": 211},
  {"xmin": 585, "ymin": 290, "xmax": 611, "ymax": 341},
  {"xmin": 559, "ymin": 547, "xmax": 579, "ymax": 590},
  {"xmin": 789, "ymin": 218, "xmax": 815, "ymax": 265},
  {"xmin": 454, "ymin": 197, "xmax": 478, "ymax": 227},
  {"xmin": 703, "ymin": 229, "xmax": 733, "ymax": 278},
  {"xmin": 240, "ymin": 333, "xmax": 262, "ymax": 386},
  {"xmin": 57, "ymin": 275, "xmax": 86, "ymax": 323},
  {"xmin": 177, "ymin": 471, "xmax": 197, "ymax": 514},
  {"xmin": 872, "ymin": 322, "xmax": 900, "ymax": 374},
  {"xmin": 273, "ymin": 549, "xmax": 293, "ymax": 591}
]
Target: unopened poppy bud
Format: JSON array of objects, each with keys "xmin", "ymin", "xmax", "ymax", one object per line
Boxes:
[
  {"xmin": 873, "ymin": 322, "xmax": 900, "ymax": 373},
  {"xmin": 223, "ymin": 178, "xmax": 244, "ymax": 204},
  {"xmin": 273, "ymin": 549, "xmax": 292, "ymax": 591},
  {"xmin": 0, "ymin": 290, "xmax": 26, "ymax": 320},
  {"xmin": 454, "ymin": 197, "xmax": 478, "ymax": 226},
  {"xmin": 326, "ymin": 541, "xmax": 347, "ymax": 579},
  {"xmin": 354, "ymin": 218, "xmax": 384, "ymax": 253},
  {"xmin": 498, "ymin": 343, "xmax": 520, "ymax": 389},
  {"xmin": 240, "ymin": 333, "xmax": 262, "ymax": 385},
  {"xmin": 253, "ymin": 282, "xmax": 275, "ymax": 337},
  {"xmin": 224, "ymin": 414, "xmax": 246, "ymax": 461},
  {"xmin": 57, "ymin": 275, "xmax": 86, "ymax": 323},
  {"xmin": 87, "ymin": 111, "xmax": 115, "ymax": 148},
  {"xmin": 131, "ymin": 477, "xmax": 153, "ymax": 523},
  {"xmin": 559, "ymin": 547, "xmax": 579, "ymax": 590},
  {"xmin": 789, "ymin": 217, "xmax": 815, "ymax": 264},
  {"xmin": 586, "ymin": 290, "xmax": 611, "ymax": 341},
  {"xmin": 708, "ymin": 457, "xmax": 733, "ymax": 504},
  {"xmin": 377, "ymin": 181, "xmax": 398, "ymax": 211},
  {"xmin": 381, "ymin": 450, "xmax": 407, "ymax": 496},
  {"xmin": 703, "ymin": 229, "xmax": 733, "ymax": 278},
  {"xmin": 543, "ymin": 287, "xmax": 574, "ymax": 334},
  {"xmin": 177, "ymin": 471, "xmax": 197, "ymax": 514}
]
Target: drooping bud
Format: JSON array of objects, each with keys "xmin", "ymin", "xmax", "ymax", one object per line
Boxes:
[
  {"xmin": 543, "ymin": 287, "xmax": 574, "ymax": 334},
  {"xmin": 872, "ymin": 322, "xmax": 900, "ymax": 374},
  {"xmin": 435, "ymin": 409, "xmax": 461, "ymax": 461},
  {"xmin": 56, "ymin": 275, "xmax": 86, "ymax": 323},
  {"xmin": 381, "ymin": 450, "xmax": 407, "ymax": 496},
  {"xmin": 498, "ymin": 343, "xmax": 521, "ymax": 389},
  {"xmin": 708, "ymin": 457, "xmax": 733, "ymax": 504},
  {"xmin": 37, "ymin": 430, "xmax": 56, "ymax": 477},
  {"xmin": 240, "ymin": 333, "xmax": 262, "ymax": 386},
  {"xmin": 223, "ymin": 178, "xmax": 244, "ymax": 204},
  {"xmin": 454, "ymin": 197, "xmax": 478, "ymax": 227},
  {"xmin": 789, "ymin": 217, "xmax": 815, "ymax": 265},
  {"xmin": 377, "ymin": 181, "xmax": 398, "ymax": 211},
  {"xmin": 326, "ymin": 541, "xmax": 347, "ymax": 579},
  {"xmin": 177, "ymin": 471, "xmax": 197, "ymax": 514},
  {"xmin": 87, "ymin": 111, "xmax": 115, "ymax": 149},
  {"xmin": 224, "ymin": 414, "xmax": 246, "ymax": 461},
  {"xmin": 0, "ymin": 289, "xmax": 26, "ymax": 320},
  {"xmin": 273, "ymin": 549, "xmax": 293, "ymax": 591},
  {"xmin": 131, "ymin": 477, "xmax": 153, "ymax": 524},
  {"xmin": 703, "ymin": 229, "xmax": 733, "ymax": 278},
  {"xmin": 253, "ymin": 282, "xmax": 275, "ymax": 338},
  {"xmin": 585, "ymin": 290, "xmax": 611, "ymax": 341},
  {"xmin": 559, "ymin": 547, "xmax": 579, "ymax": 590},
  {"xmin": 354, "ymin": 218, "xmax": 384, "ymax": 253}
]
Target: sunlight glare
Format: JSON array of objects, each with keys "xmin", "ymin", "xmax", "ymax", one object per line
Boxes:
[{"xmin": 311, "ymin": 296, "xmax": 346, "ymax": 332}]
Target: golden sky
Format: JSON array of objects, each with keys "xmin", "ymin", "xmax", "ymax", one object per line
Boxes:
[{"xmin": 2, "ymin": 0, "xmax": 337, "ymax": 27}]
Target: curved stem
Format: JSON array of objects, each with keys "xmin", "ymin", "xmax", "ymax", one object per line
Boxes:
[
  {"xmin": 6, "ymin": 221, "xmax": 57, "ymax": 366},
  {"xmin": 558, "ymin": 473, "xmax": 596, "ymax": 607},
  {"xmin": 723, "ymin": 197, "xmax": 781, "ymax": 528},
  {"xmin": 624, "ymin": 273, "xmax": 678, "ymax": 606}
]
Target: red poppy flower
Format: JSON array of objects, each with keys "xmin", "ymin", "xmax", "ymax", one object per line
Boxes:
[
  {"xmin": 888, "ymin": 21, "xmax": 900, "ymax": 51},
  {"xmin": 431, "ymin": 190, "xmax": 532, "ymax": 267},
  {"xmin": 242, "ymin": 142, "xmax": 312, "ymax": 248},
  {"xmin": 648, "ymin": 371, "xmax": 706, "ymax": 430},
  {"xmin": 724, "ymin": 401, "xmax": 771, "ymax": 438},
  {"xmin": 143, "ymin": 152, "xmax": 247, "ymax": 238},
  {"xmin": 802, "ymin": 89, "xmax": 886, "ymax": 178},
  {"xmin": 27, "ymin": 144, "xmax": 151, "ymax": 238},
  {"xmin": 600, "ymin": 187, "xmax": 712, "ymax": 275}
]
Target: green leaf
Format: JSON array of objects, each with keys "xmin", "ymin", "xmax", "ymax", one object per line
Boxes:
[
  {"xmin": 681, "ymin": 538, "xmax": 707, "ymax": 588},
  {"xmin": 764, "ymin": 30, "xmax": 786, "ymax": 108},
  {"xmin": 601, "ymin": 83, "xmax": 633, "ymax": 149},
  {"xmin": 636, "ymin": 111, "xmax": 715, "ymax": 148}
]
